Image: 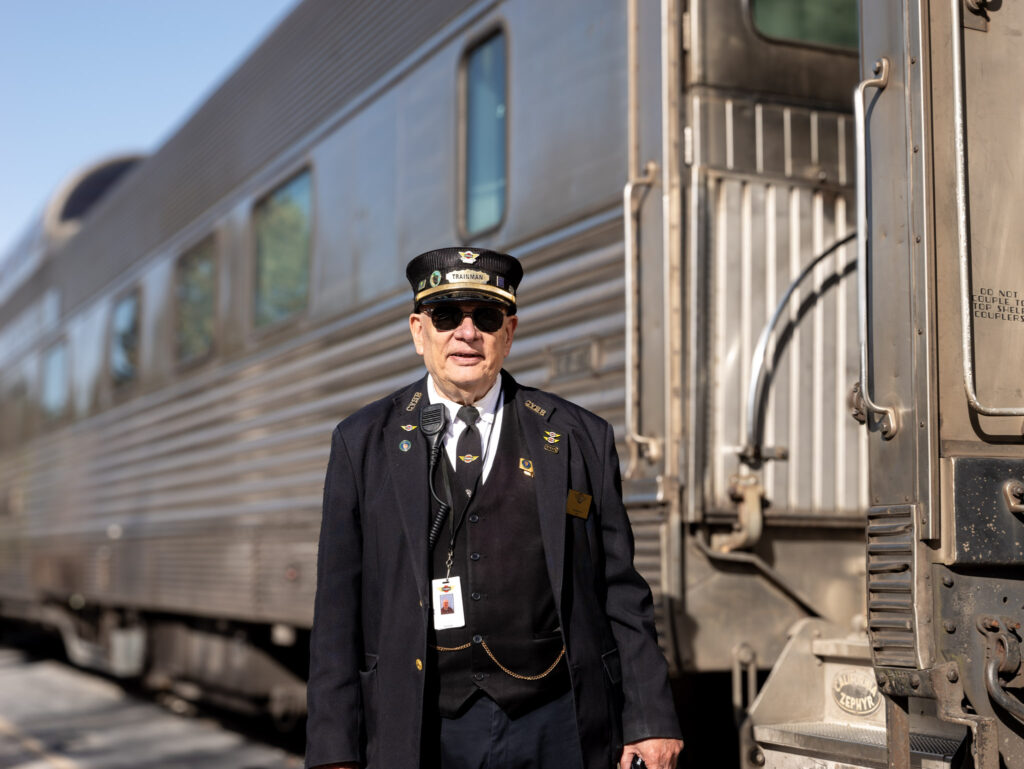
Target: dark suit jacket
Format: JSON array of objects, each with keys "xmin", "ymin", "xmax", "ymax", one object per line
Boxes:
[{"xmin": 306, "ymin": 371, "xmax": 680, "ymax": 768}]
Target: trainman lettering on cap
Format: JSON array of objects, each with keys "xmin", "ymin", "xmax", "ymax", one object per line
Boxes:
[
  {"xmin": 399, "ymin": 440, "xmax": 412, "ymax": 452},
  {"xmin": 458, "ymin": 250, "xmax": 480, "ymax": 264},
  {"xmin": 445, "ymin": 270, "xmax": 489, "ymax": 284}
]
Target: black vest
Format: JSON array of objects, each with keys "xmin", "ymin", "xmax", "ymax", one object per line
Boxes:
[{"xmin": 428, "ymin": 398, "xmax": 569, "ymax": 717}]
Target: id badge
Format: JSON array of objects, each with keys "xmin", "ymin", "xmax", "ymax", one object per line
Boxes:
[{"xmin": 431, "ymin": 577, "xmax": 466, "ymax": 630}]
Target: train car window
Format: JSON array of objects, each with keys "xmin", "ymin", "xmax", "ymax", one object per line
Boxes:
[
  {"xmin": 463, "ymin": 31, "xmax": 507, "ymax": 235},
  {"xmin": 41, "ymin": 341, "xmax": 68, "ymax": 420},
  {"xmin": 110, "ymin": 289, "xmax": 141, "ymax": 387},
  {"xmin": 253, "ymin": 170, "xmax": 312, "ymax": 328},
  {"xmin": 175, "ymin": 237, "xmax": 217, "ymax": 364},
  {"xmin": 751, "ymin": 0, "xmax": 858, "ymax": 50}
]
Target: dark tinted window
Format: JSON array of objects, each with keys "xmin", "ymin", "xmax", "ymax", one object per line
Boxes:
[
  {"xmin": 752, "ymin": 0, "xmax": 858, "ymax": 50},
  {"xmin": 176, "ymin": 238, "xmax": 217, "ymax": 363},
  {"xmin": 464, "ymin": 32, "xmax": 507, "ymax": 234},
  {"xmin": 254, "ymin": 170, "xmax": 312, "ymax": 328},
  {"xmin": 111, "ymin": 290, "xmax": 140, "ymax": 386}
]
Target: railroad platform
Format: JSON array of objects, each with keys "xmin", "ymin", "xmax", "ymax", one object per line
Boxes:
[{"xmin": 0, "ymin": 647, "xmax": 303, "ymax": 769}]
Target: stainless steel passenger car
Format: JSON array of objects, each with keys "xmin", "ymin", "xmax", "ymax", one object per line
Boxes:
[{"xmin": 2, "ymin": 0, "xmax": 1020, "ymax": 766}]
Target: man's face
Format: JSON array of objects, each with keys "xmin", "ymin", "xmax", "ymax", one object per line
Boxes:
[{"xmin": 409, "ymin": 301, "xmax": 518, "ymax": 402}]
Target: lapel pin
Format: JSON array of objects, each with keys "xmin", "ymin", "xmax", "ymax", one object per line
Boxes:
[
  {"xmin": 400, "ymin": 424, "xmax": 418, "ymax": 431},
  {"xmin": 519, "ymin": 458, "xmax": 534, "ymax": 477},
  {"xmin": 543, "ymin": 430, "xmax": 561, "ymax": 444},
  {"xmin": 399, "ymin": 440, "xmax": 412, "ymax": 452},
  {"xmin": 459, "ymin": 454, "xmax": 480, "ymax": 464},
  {"xmin": 543, "ymin": 444, "xmax": 559, "ymax": 454}
]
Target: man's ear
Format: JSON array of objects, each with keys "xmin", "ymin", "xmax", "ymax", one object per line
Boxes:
[
  {"xmin": 503, "ymin": 314, "xmax": 518, "ymax": 354},
  {"xmin": 409, "ymin": 313, "xmax": 426, "ymax": 356}
]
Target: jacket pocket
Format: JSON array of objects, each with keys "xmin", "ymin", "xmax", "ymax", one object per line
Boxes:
[{"xmin": 600, "ymin": 648, "xmax": 622, "ymax": 685}]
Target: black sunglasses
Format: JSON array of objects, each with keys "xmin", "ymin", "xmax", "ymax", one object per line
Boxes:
[{"xmin": 424, "ymin": 304, "xmax": 507, "ymax": 333}]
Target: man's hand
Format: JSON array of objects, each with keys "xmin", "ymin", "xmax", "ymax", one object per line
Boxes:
[{"xmin": 619, "ymin": 737, "xmax": 684, "ymax": 769}]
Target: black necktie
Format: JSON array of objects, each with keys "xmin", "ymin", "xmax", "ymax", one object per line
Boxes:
[{"xmin": 454, "ymin": 405, "xmax": 482, "ymax": 500}]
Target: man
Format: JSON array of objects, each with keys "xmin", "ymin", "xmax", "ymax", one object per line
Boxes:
[{"xmin": 306, "ymin": 247, "xmax": 683, "ymax": 769}]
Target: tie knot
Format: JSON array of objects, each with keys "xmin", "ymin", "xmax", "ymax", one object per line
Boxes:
[{"xmin": 457, "ymin": 405, "xmax": 480, "ymax": 426}]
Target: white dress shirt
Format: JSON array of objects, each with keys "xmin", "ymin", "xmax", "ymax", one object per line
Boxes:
[{"xmin": 426, "ymin": 375, "xmax": 504, "ymax": 483}]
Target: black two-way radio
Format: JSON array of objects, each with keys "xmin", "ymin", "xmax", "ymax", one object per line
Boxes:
[{"xmin": 420, "ymin": 403, "xmax": 451, "ymax": 549}]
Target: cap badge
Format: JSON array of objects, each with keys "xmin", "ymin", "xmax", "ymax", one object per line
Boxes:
[
  {"xmin": 417, "ymin": 279, "xmax": 426, "ymax": 290},
  {"xmin": 458, "ymin": 250, "xmax": 480, "ymax": 264},
  {"xmin": 496, "ymin": 277, "xmax": 505, "ymax": 288},
  {"xmin": 401, "ymin": 424, "xmax": 417, "ymax": 431},
  {"xmin": 459, "ymin": 454, "xmax": 480, "ymax": 464},
  {"xmin": 543, "ymin": 431, "xmax": 561, "ymax": 444},
  {"xmin": 429, "ymin": 270, "xmax": 442, "ymax": 287},
  {"xmin": 519, "ymin": 458, "xmax": 535, "ymax": 477},
  {"xmin": 399, "ymin": 440, "xmax": 412, "ymax": 452},
  {"xmin": 446, "ymin": 269, "xmax": 489, "ymax": 284}
]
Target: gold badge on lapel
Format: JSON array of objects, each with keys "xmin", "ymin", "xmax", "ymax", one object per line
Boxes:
[
  {"xmin": 519, "ymin": 458, "xmax": 535, "ymax": 477},
  {"xmin": 566, "ymin": 490, "xmax": 592, "ymax": 519}
]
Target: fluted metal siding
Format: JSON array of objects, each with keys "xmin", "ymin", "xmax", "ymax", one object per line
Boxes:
[
  {"xmin": 0, "ymin": 217, "xmax": 628, "ymax": 627},
  {"xmin": 698, "ymin": 95, "xmax": 868, "ymax": 520}
]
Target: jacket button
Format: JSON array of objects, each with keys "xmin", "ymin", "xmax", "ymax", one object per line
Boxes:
[
  {"xmin": 471, "ymin": 592, "xmax": 481, "ymax": 601},
  {"xmin": 415, "ymin": 658, "xmax": 423, "ymax": 671},
  {"xmin": 470, "ymin": 552, "xmax": 481, "ymax": 561},
  {"xmin": 472, "ymin": 634, "xmax": 482, "ymax": 644},
  {"xmin": 473, "ymin": 672, "xmax": 485, "ymax": 681},
  {"xmin": 468, "ymin": 514, "xmax": 479, "ymax": 523}
]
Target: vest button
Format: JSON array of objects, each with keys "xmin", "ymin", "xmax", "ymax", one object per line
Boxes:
[
  {"xmin": 472, "ymin": 634, "xmax": 483, "ymax": 644},
  {"xmin": 470, "ymin": 552, "xmax": 481, "ymax": 561},
  {"xmin": 471, "ymin": 592, "xmax": 481, "ymax": 600},
  {"xmin": 468, "ymin": 514, "xmax": 479, "ymax": 523},
  {"xmin": 473, "ymin": 672, "xmax": 485, "ymax": 681}
]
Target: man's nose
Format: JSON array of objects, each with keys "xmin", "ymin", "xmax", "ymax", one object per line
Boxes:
[{"xmin": 453, "ymin": 314, "xmax": 479, "ymax": 339}]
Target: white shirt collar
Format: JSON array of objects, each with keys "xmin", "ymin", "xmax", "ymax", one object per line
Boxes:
[{"xmin": 426, "ymin": 375, "xmax": 502, "ymax": 426}]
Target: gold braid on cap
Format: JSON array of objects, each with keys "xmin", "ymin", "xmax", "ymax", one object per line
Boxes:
[{"xmin": 414, "ymin": 282, "xmax": 516, "ymax": 304}]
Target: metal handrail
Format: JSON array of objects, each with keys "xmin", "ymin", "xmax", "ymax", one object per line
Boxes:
[
  {"xmin": 854, "ymin": 57, "xmax": 900, "ymax": 438},
  {"xmin": 742, "ymin": 233, "xmax": 856, "ymax": 465},
  {"xmin": 623, "ymin": 163, "xmax": 663, "ymax": 479},
  {"xmin": 951, "ymin": 0, "xmax": 1024, "ymax": 416}
]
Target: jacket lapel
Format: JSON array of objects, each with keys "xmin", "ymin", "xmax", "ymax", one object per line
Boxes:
[
  {"xmin": 384, "ymin": 378, "xmax": 431, "ymax": 599},
  {"xmin": 507, "ymin": 373, "xmax": 569, "ymax": 613}
]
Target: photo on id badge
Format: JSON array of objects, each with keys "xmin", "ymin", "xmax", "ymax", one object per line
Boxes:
[{"xmin": 432, "ymin": 576, "xmax": 466, "ymax": 630}]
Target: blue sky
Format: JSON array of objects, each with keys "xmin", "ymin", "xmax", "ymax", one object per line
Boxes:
[{"xmin": 0, "ymin": 0, "xmax": 298, "ymax": 258}]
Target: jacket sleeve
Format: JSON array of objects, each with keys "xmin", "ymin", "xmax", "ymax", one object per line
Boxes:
[
  {"xmin": 598, "ymin": 421, "xmax": 683, "ymax": 743},
  {"xmin": 306, "ymin": 426, "xmax": 365, "ymax": 768}
]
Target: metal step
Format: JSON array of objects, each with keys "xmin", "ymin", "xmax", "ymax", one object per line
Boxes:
[{"xmin": 755, "ymin": 721, "xmax": 961, "ymax": 769}]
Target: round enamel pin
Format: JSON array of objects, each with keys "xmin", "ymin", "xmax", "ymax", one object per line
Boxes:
[{"xmin": 399, "ymin": 439, "xmax": 412, "ymax": 452}]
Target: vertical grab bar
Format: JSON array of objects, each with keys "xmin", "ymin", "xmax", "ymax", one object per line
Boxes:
[
  {"xmin": 855, "ymin": 57, "xmax": 900, "ymax": 438},
  {"xmin": 951, "ymin": 0, "xmax": 1024, "ymax": 416},
  {"xmin": 624, "ymin": 163, "xmax": 663, "ymax": 479}
]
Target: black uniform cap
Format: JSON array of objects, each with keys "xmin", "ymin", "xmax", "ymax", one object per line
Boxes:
[{"xmin": 406, "ymin": 247, "xmax": 523, "ymax": 313}]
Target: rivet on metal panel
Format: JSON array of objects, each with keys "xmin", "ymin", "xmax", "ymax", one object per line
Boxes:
[
  {"xmin": 944, "ymin": 620, "xmax": 957, "ymax": 633},
  {"xmin": 910, "ymin": 674, "xmax": 921, "ymax": 689},
  {"xmin": 942, "ymin": 575, "xmax": 954, "ymax": 587},
  {"xmin": 1002, "ymin": 480, "xmax": 1024, "ymax": 513},
  {"xmin": 947, "ymin": 668, "xmax": 959, "ymax": 683},
  {"xmin": 749, "ymin": 748, "xmax": 765, "ymax": 767}
]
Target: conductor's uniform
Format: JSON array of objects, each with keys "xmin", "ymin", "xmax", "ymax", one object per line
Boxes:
[{"xmin": 306, "ymin": 248, "xmax": 682, "ymax": 769}]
